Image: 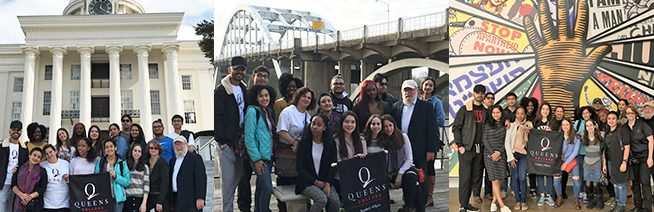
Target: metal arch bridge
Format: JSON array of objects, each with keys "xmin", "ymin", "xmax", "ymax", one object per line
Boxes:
[{"xmin": 219, "ymin": 5, "xmax": 337, "ymax": 61}]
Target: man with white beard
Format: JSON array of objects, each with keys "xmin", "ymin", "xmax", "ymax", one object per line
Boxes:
[
  {"xmin": 169, "ymin": 136, "xmax": 206, "ymax": 211},
  {"xmin": 390, "ymin": 79, "xmax": 440, "ymax": 212}
]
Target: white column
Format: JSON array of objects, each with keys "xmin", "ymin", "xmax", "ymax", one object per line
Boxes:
[
  {"xmin": 78, "ymin": 47, "xmax": 94, "ymax": 128},
  {"xmin": 49, "ymin": 47, "xmax": 67, "ymax": 144},
  {"xmin": 135, "ymin": 46, "xmax": 153, "ymax": 141},
  {"xmin": 107, "ymin": 46, "xmax": 122, "ymax": 125},
  {"xmin": 21, "ymin": 47, "xmax": 38, "ymax": 129},
  {"xmin": 164, "ymin": 44, "xmax": 183, "ymax": 116}
]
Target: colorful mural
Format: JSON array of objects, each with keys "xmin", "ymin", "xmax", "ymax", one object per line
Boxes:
[{"xmin": 449, "ymin": 0, "xmax": 654, "ymax": 176}]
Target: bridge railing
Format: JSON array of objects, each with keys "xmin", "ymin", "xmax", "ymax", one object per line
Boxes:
[{"xmin": 219, "ymin": 11, "xmax": 447, "ymax": 60}]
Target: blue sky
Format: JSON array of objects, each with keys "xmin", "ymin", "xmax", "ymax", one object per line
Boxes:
[{"xmin": 0, "ymin": 0, "xmax": 213, "ymax": 44}]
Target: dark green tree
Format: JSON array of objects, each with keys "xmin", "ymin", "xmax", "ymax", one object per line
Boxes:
[{"xmin": 194, "ymin": 19, "xmax": 214, "ymax": 64}]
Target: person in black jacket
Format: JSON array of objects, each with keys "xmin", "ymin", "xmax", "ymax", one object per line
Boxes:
[
  {"xmin": 296, "ymin": 114, "xmax": 340, "ymax": 212},
  {"xmin": 0, "ymin": 121, "xmax": 28, "ymax": 211},
  {"xmin": 169, "ymin": 136, "xmax": 206, "ymax": 211},
  {"xmin": 215, "ymin": 56, "xmax": 248, "ymax": 212},
  {"xmin": 146, "ymin": 140, "xmax": 170, "ymax": 212},
  {"xmin": 329, "ymin": 74, "xmax": 353, "ymax": 114},
  {"xmin": 390, "ymin": 79, "xmax": 439, "ymax": 212},
  {"xmin": 451, "ymin": 84, "xmax": 487, "ymax": 212}
]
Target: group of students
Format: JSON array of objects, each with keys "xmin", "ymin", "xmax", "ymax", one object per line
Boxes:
[
  {"xmin": 453, "ymin": 84, "xmax": 654, "ymax": 212},
  {"xmin": 214, "ymin": 56, "xmax": 445, "ymax": 212},
  {"xmin": 0, "ymin": 114, "xmax": 207, "ymax": 212}
]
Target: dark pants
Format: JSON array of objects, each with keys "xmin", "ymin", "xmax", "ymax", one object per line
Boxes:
[
  {"xmin": 413, "ymin": 160, "xmax": 427, "ymax": 212},
  {"xmin": 396, "ymin": 172, "xmax": 420, "ymax": 209},
  {"xmin": 147, "ymin": 193, "xmax": 169, "ymax": 212},
  {"xmin": 171, "ymin": 192, "xmax": 202, "ymax": 212},
  {"xmin": 561, "ymin": 171, "xmax": 569, "ymax": 197},
  {"xmin": 458, "ymin": 148, "xmax": 484, "ymax": 206},
  {"xmin": 124, "ymin": 197, "xmax": 144, "ymax": 212},
  {"xmin": 238, "ymin": 158, "xmax": 254, "ymax": 212},
  {"xmin": 632, "ymin": 161, "xmax": 652, "ymax": 210},
  {"xmin": 276, "ymin": 176, "xmax": 296, "ymax": 212}
]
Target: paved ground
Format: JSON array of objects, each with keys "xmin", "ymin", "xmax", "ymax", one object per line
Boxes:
[
  {"xmin": 212, "ymin": 160, "xmax": 449, "ymax": 212},
  {"xmin": 449, "ymin": 177, "xmax": 642, "ymax": 212}
]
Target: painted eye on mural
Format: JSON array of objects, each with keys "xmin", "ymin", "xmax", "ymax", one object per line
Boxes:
[{"xmin": 448, "ymin": 0, "xmax": 654, "ymax": 122}]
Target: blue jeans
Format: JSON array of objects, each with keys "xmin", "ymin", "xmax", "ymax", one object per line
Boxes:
[
  {"xmin": 554, "ymin": 163, "xmax": 581, "ymax": 198},
  {"xmin": 511, "ymin": 153, "xmax": 528, "ymax": 203},
  {"xmin": 251, "ymin": 160, "xmax": 273, "ymax": 212},
  {"xmin": 537, "ymin": 175, "xmax": 553, "ymax": 195},
  {"xmin": 608, "ymin": 164, "xmax": 628, "ymax": 206},
  {"xmin": 115, "ymin": 202, "xmax": 124, "ymax": 212},
  {"xmin": 577, "ymin": 155, "xmax": 585, "ymax": 193}
]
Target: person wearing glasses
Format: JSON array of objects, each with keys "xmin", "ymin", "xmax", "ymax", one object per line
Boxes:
[
  {"xmin": 329, "ymin": 74, "xmax": 353, "ymax": 115},
  {"xmin": 0, "ymin": 121, "xmax": 28, "ymax": 211},
  {"xmin": 624, "ymin": 105, "xmax": 654, "ymax": 212},
  {"xmin": 150, "ymin": 119, "xmax": 174, "ymax": 165},
  {"xmin": 120, "ymin": 115, "xmax": 133, "ymax": 142},
  {"xmin": 373, "ymin": 73, "xmax": 399, "ymax": 105},
  {"xmin": 146, "ymin": 141, "xmax": 169, "ymax": 212}
]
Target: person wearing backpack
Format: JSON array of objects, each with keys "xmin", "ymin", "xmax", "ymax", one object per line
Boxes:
[
  {"xmin": 167, "ymin": 115, "xmax": 196, "ymax": 153},
  {"xmin": 95, "ymin": 139, "xmax": 131, "ymax": 212}
]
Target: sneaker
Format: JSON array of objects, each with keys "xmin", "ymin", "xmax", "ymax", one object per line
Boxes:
[
  {"xmin": 459, "ymin": 205, "xmax": 480, "ymax": 212},
  {"xmin": 538, "ymin": 196, "xmax": 545, "ymax": 207},
  {"xmin": 546, "ymin": 195, "xmax": 555, "ymax": 206},
  {"xmin": 491, "ymin": 203, "xmax": 498, "ymax": 212},
  {"xmin": 580, "ymin": 192, "xmax": 588, "ymax": 203},
  {"xmin": 500, "ymin": 206, "xmax": 512, "ymax": 212},
  {"xmin": 530, "ymin": 190, "xmax": 538, "ymax": 199},
  {"xmin": 605, "ymin": 197, "xmax": 616, "ymax": 207}
]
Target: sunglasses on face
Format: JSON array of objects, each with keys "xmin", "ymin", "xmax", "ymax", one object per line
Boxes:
[{"xmin": 121, "ymin": 119, "xmax": 130, "ymax": 123}]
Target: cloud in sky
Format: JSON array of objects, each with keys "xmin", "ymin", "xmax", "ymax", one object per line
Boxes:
[
  {"xmin": 213, "ymin": 0, "xmax": 448, "ymax": 51},
  {"xmin": 0, "ymin": 0, "xmax": 212, "ymax": 44}
]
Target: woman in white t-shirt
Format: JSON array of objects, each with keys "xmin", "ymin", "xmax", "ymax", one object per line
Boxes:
[
  {"xmin": 276, "ymin": 87, "xmax": 316, "ymax": 186},
  {"xmin": 70, "ymin": 138, "xmax": 98, "ymax": 175},
  {"xmin": 55, "ymin": 128, "xmax": 75, "ymax": 162},
  {"xmin": 40, "ymin": 144, "xmax": 70, "ymax": 211}
]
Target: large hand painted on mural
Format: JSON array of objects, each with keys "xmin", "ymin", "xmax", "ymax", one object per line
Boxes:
[{"xmin": 449, "ymin": 0, "xmax": 654, "ymax": 176}]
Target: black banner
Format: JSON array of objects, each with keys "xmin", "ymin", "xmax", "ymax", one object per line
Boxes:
[
  {"xmin": 69, "ymin": 173, "xmax": 116, "ymax": 212},
  {"xmin": 337, "ymin": 152, "xmax": 390, "ymax": 212},
  {"xmin": 527, "ymin": 130, "xmax": 564, "ymax": 176}
]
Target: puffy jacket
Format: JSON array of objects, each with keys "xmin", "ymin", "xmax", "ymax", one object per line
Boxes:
[
  {"xmin": 244, "ymin": 105, "xmax": 274, "ymax": 162},
  {"xmin": 95, "ymin": 157, "xmax": 130, "ymax": 203}
]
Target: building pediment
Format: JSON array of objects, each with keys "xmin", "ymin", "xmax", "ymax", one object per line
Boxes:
[{"xmin": 18, "ymin": 13, "xmax": 183, "ymax": 47}]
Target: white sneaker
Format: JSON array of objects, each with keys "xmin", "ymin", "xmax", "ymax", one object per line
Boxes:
[
  {"xmin": 491, "ymin": 203, "xmax": 498, "ymax": 212},
  {"xmin": 500, "ymin": 206, "xmax": 512, "ymax": 212}
]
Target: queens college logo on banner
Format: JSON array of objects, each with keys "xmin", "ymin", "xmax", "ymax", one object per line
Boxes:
[
  {"xmin": 69, "ymin": 173, "xmax": 116, "ymax": 212},
  {"xmin": 527, "ymin": 130, "xmax": 564, "ymax": 176},
  {"xmin": 337, "ymin": 152, "xmax": 390, "ymax": 212}
]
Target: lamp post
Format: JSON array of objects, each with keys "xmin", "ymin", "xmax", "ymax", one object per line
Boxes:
[{"xmin": 375, "ymin": 0, "xmax": 390, "ymax": 23}]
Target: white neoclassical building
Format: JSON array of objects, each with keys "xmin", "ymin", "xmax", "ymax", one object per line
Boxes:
[{"xmin": 0, "ymin": 0, "xmax": 214, "ymax": 142}]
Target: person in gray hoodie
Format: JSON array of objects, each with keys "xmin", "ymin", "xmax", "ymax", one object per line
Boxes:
[{"xmin": 451, "ymin": 84, "xmax": 488, "ymax": 212}]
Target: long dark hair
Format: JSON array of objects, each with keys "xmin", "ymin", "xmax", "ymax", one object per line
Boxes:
[
  {"xmin": 378, "ymin": 115, "xmax": 405, "ymax": 150},
  {"xmin": 108, "ymin": 123, "xmax": 121, "ymax": 138},
  {"xmin": 127, "ymin": 143, "xmax": 145, "ymax": 172},
  {"xmin": 55, "ymin": 128, "xmax": 71, "ymax": 152},
  {"xmin": 129, "ymin": 124, "xmax": 146, "ymax": 145},
  {"xmin": 74, "ymin": 138, "xmax": 97, "ymax": 163},
  {"xmin": 582, "ymin": 120, "xmax": 602, "ymax": 146},
  {"xmin": 363, "ymin": 114, "xmax": 383, "ymax": 142},
  {"xmin": 520, "ymin": 97, "xmax": 538, "ymax": 121},
  {"xmin": 87, "ymin": 125, "xmax": 103, "ymax": 157},
  {"xmin": 70, "ymin": 122, "xmax": 86, "ymax": 147},
  {"xmin": 535, "ymin": 102, "xmax": 552, "ymax": 123},
  {"xmin": 420, "ymin": 77, "xmax": 437, "ymax": 97},
  {"xmin": 484, "ymin": 105, "xmax": 504, "ymax": 129},
  {"xmin": 246, "ymin": 84, "xmax": 277, "ymax": 108},
  {"xmin": 335, "ymin": 111, "xmax": 364, "ymax": 159}
]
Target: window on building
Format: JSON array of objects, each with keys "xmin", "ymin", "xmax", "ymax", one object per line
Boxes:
[
  {"xmin": 43, "ymin": 91, "xmax": 51, "ymax": 115},
  {"xmin": 70, "ymin": 91, "xmax": 80, "ymax": 110},
  {"xmin": 11, "ymin": 102, "xmax": 21, "ymax": 121},
  {"xmin": 71, "ymin": 65, "xmax": 81, "ymax": 80},
  {"xmin": 184, "ymin": 100, "xmax": 196, "ymax": 124},
  {"xmin": 13, "ymin": 77, "xmax": 23, "ymax": 92},
  {"xmin": 121, "ymin": 90, "xmax": 132, "ymax": 109},
  {"xmin": 150, "ymin": 90, "xmax": 160, "ymax": 115},
  {"xmin": 149, "ymin": 64, "xmax": 158, "ymax": 79},
  {"xmin": 45, "ymin": 65, "xmax": 52, "ymax": 80},
  {"xmin": 120, "ymin": 64, "xmax": 132, "ymax": 80},
  {"xmin": 182, "ymin": 75, "xmax": 192, "ymax": 90}
]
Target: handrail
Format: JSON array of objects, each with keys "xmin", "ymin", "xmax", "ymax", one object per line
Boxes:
[{"xmin": 218, "ymin": 11, "xmax": 447, "ymax": 60}]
